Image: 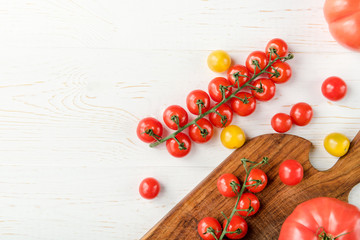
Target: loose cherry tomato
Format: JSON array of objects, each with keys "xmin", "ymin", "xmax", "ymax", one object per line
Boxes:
[
  {"xmin": 231, "ymin": 92, "xmax": 256, "ymax": 116},
  {"xmin": 186, "ymin": 90, "xmax": 211, "ymax": 115},
  {"xmin": 136, "ymin": 117, "xmax": 163, "ymax": 143},
  {"xmin": 267, "ymin": 61, "xmax": 292, "ymax": 84},
  {"xmin": 223, "ymin": 215, "xmax": 248, "ymax": 239},
  {"xmin": 237, "ymin": 192, "xmax": 260, "ymax": 217},
  {"xmin": 324, "ymin": 132, "xmax": 350, "ymax": 157},
  {"xmin": 266, "ymin": 38, "xmax": 288, "ymax": 60},
  {"xmin": 208, "ymin": 77, "xmax": 232, "ymax": 102},
  {"xmin": 271, "ymin": 113, "xmax": 292, "ymax": 133},
  {"xmin": 245, "ymin": 168, "xmax": 268, "ymax": 193},
  {"xmin": 246, "ymin": 51, "xmax": 268, "ymax": 74},
  {"xmin": 290, "ymin": 102, "xmax": 313, "ymax": 126},
  {"xmin": 220, "ymin": 125, "xmax": 246, "ymax": 149},
  {"xmin": 207, "ymin": 50, "xmax": 231, "ymax": 73},
  {"xmin": 321, "ymin": 76, "xmax": 347, "ymax": 101},
  {"xmin": 251, "ymin": 78, "xmax": 276, "ymax": 101},
  {"xmin": 139, "ymin": 177, "xmax": 160, "ymax": 199},
  {"xmin": 279, "ymin": 159, "xmax": 304, "ymax": 186},
  {"xmin": 209, "ymin": 104, "xmax": 233, "ymax": 128},
  {"xmin": 198, "ymin": 217, "xmax": 222, "ymax": 240},
  {"xmin": 189, "ymin": 118, "xmax": 214, "ymax": 143},
  {"xmin": 217, "ymin": 173, "xmax": 240, "ymax": 197},
  {"xmin": 227, "ymin": 65, "xmax": 250, "ymax": 88},
  {"xmin": 163, "ymin": 105, "xmax": 188, "ymax": 130},
  {"xmin": 166, "ymin": 133, "xmax": 191, "ymax": 158}
]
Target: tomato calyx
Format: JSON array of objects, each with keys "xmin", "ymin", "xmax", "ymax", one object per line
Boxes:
[
  {"xmin": 143, "ymin": 129, "xmax": 162, "ymax": 141},
  {"xmin": 316, "ymin": 227, "xmax": 349, "ymax": 240},
  {"xmin": 204, "ymin": 227, "xmax": 220, "ymax": 239},
  {"xmin": 172, "ymin": 136, "xmax": 187, "ymax": 150},
  {"xmin": 194, "ymin": 121, "xmax": 209, "ymax": 138},
  {"xmin": 214, "ymin": 110, "xmax": 228, "ymax": 127},
  {"xmin": 196, "ymin": 99, "xmax": 206, "ymax": 115},
  {"xmin": 233, "ymin": 72, "xmax": 249, "ymax": 88}
]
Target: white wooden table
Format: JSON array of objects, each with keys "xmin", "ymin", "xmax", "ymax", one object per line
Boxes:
[{"xmin": 0, "ymin": 1, "xmax": 359, "ymax": 239}]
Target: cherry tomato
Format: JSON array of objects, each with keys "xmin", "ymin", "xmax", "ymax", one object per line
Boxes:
[
  {"xmin": 245, "ymin": 168, "xmax": 268, "ymax": 193},
  {"xmin": 236, "ymin": 192, "xmax": 260, "ymax": 217},
  {"xmin": 139, "ymin": 177, "xmax": 160, "ymax": 199},
  {"xmin": 290, "ymin": 102, "xmax": 313, "ymax": 126},
  {"xmin": 198, "ymin": 217, "xmax": 222, "ymax": 240},
  {"xmin": 251, "ymin": 78, "xmax": 276, "ymax": 101},
  {"xmin": 217, "ymin": 173, "xmax": 240, "ymax": 197},
  {"xmin": 209, "ymin": 104, "xmax": 233, "ymax": 128},
  {"xmin": 166, "ymin": 133, "xmax": 191, "ymax": 158},
  {"xmin": 231, "ymin": 92, "xmax": 256, "ymax": 116},
  {"xmin": 266, "ymin": 38, "xmax": 288, "ymax": 60},
  {"xmin": 246, "ymin": 51, "xmax": 268, "ymax": 74},
  {"xmin": 220, "ymin": 125, "xmax": 246, "ymax": 149},
  {"xmin": 324, "ymin": 132, "xmax": 350, "ymax": 157},
  {"xmin": 208, "ymin": 77, "xmax": 232, "ymax": 102},
  {"xmin": 186, "ymin": 90, "xmax": 211, "ymax": 115},
  {"xmin": 223, "ymin": 215, "xmax": 248, "ymax": 239},
  {"xmin": 267, "ymin": 61, "xmax": 292, "ymax": 84},
  {"xmin": 271, "ymin": 113, "xmax": 292, "ymax": 133},
  {"xmin": 163, "ymin": 105, "xmax": 188, "ymax": 130},
  {"xmin": 136, "ymin": 117, "xmax": 163, "ymax": 143},
  {"xmin": 207, "ymin": 50, "xmax": 231, "ymax": 73},
  {"xmin": 321, "ymin": 76, "xmax": 347, "ymax": 101},
  {"xmin": 279, "ymin": 159, "xmax": 304, "ymax": 186},
  {"xmin": 189, "ymin": 118, "xmax": 214, "ymax": 143},
  {"xmin": 227, "ymin": 65, "xmax": 250, "ymax": 88}
]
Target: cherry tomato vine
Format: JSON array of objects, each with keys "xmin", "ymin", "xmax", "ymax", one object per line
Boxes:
[
  {"xmin": 143, "ymin": 49, "xmax": 294, "ymax": 152},
  {"xmin": 199, "ymin": 157, "xmax": 269, "ymax": 240}
]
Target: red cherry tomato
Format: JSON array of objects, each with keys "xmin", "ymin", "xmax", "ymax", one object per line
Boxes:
[
  {"xmin": 246, "ymin": 51, "xmax": 268, "ymax": 74},
  {"xmin": 251, "ymin": 78, "xmax": 276, "ymax": 101},
  {"xmin": 139, "ymin": 177, "xmax": 160, "ymax": 199},
  {"xmin": 245, "ymin": 169, "xmax": 268, "ymax": 193},
  {"xmin": 265, "ymin": 38, "xmax": 288, "ymax": 60},
  {"xmin": 267, "ymin": 61, "xmax": 292, "ymax": 84},
  {"xmin": 136, "ymin": 117, "xmax": 163, "ymax": 143},
  {"xmin": 271, "ymin": 113, "xmax": 292, "ymax": 133},
  {"xmin": 166, "ymin": 133, "xmax": 191, "ymax": 158},
  {"xmin": 321, "ymin": 76, "xmax": 347, "ymax": 101},
  {"xmin": 223, "ymin": 215, "xmax": 248, "ymax": 239},
  {"xmin": 279, "ymin": 159, "xmax": 304, "ymax": 186},
  {"xmin": 186, "ymin": 90, "xmax": 211, "ymax": 115},
  {"xmin": 208, "ymin": 77, "xmax": 232, "ymax": 102},
  {"xmin": 227, "ymin": 65, "xmax": 250, "ymax": 88},
  {"xmin": 198, "ymin": 217, "xmax": 222, "ymax": 240},
  {"xmin": 231, "ymin": 92, "xmax": 256, "ymax": 116},
  {"xmin": 189, "ymin": 118, "xmax": 214, "ymax": 143},
  {"xmin": 209, "ymin": 104, "xmax": 233, "ymax": 128},
  {"xmin": 163, "ymin": 105, "xmax": 188, "ymax": 130},
  {"xmin": 290, "ymin": 102, "xmax": 313, "ymax": 126},
  {"xmin": 217, "ymin": 173, "xmax": 240, "ymax": 197},
  {"xmin": 237, "ymin": 192, "xmax": 260, "ymax": 217}
]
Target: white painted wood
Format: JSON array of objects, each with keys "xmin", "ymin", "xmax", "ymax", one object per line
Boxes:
[{"xmin": 0, "ymin": 0, "xmax": 359, "ymax": 239}]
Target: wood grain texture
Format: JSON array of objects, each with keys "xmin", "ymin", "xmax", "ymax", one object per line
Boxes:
[
  {"xmin": 0, "ymin": 0, "xmax": 359, "ymax": 239},
  {"xmin": 142, "ymin": 132, "xmax": 360, "ymax": 239}
]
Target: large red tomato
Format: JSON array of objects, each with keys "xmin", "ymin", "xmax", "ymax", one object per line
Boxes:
[
  {"xmin": 279, "ymin": 197, "xmax": 360, "ymax": 240},
  {"xmin": 324, "ymin": 0, "xmax": 360, "ymax": 51}
]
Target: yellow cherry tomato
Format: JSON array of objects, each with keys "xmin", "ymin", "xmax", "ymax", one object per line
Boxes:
[
  {"xmin": 323, "ymin": 132, "xmax": 350, "ymax": 157},
  {"xmin": 207, "ymin": 50, "xmax": 231, "ymax": 73},
  {"xmin": 221, "ymin": 125, "xmax": 246, "ymax": 149}
]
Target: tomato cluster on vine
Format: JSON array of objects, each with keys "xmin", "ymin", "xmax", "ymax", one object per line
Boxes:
[{"xmin": 137, "ymin": 38, "xmax": 295, "ymax": 158}]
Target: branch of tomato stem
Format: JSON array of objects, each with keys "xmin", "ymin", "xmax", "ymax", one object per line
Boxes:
[
  {"xmin": 218, "ymin": 157, "xmax": 268, "ymax": 240},
  {"xmin": 149, "ymin": 51, "xmax": 292, "ymax": 148}
]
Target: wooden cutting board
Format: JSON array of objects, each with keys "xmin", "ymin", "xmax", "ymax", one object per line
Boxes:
[{"xmin": 142, "ymin": 131, "xmax": 360, "ymax": 240}]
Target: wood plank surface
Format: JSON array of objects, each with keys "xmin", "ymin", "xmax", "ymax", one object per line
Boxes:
[{"xmin": 0, "ymin": 1, "xmax": 359, "ymax": 239}]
